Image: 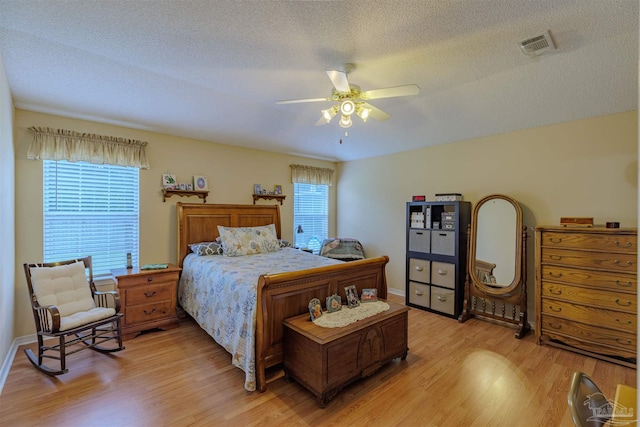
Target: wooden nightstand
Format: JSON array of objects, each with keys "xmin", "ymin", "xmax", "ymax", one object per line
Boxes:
[{"xmin": 111, "ymin": 264, "xmax": 181, "ymax": 340}]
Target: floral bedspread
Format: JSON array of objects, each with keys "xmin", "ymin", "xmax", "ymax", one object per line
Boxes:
[{"xmin": 178, "ymin": 247, "xmax": 340, "ymax": 391}]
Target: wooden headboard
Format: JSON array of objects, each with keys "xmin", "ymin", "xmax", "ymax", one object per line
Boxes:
[{"xmin": 176, "ymin": 203, "xmax": 282, "ymax": 267}]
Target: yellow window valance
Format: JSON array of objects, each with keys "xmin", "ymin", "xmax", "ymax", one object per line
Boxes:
[
  {"xmin": 290, "ymin": 164, "xmax": 334, "ymax": 186},
  {"xmin": 27, "ymin": 127, "xmax": 150, "ymax": 169}
]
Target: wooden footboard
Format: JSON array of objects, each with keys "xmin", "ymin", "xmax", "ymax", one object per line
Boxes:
[{"xmin": 255, "ymin": 255, "xmax": 389, "ymax": 392}]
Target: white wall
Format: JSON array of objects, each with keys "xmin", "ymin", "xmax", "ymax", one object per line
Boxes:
[
  {"xmin": 336, "ymin": 111, "xmax": 638, "ymax": 318},
  {"xmin": 0, "ymin": 54, "xmax": 16, "ymax": 388}
]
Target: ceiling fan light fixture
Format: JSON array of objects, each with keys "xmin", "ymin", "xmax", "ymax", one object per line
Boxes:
[
  {"xmin": 339, "ymin": 114, "xmax": 352, "ymax": 128},
  {"xmin": 340, "ymin": 99, "xmax": 355, "ymax": 116},
  {"xmin": 357, "ymin": 106, "xmax": 371, "ymax": 122},
  {"xmin": 322, "ymin": 107, "xmax": 337, "ymax": 123}
]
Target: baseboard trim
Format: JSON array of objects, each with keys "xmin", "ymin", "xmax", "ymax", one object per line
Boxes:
[{"xmin": 0, "ymin": 334, "xmax": 36, "ymax": 395}]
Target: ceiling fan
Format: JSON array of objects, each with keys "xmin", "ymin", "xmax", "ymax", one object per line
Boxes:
[{"xmin": 276, "ymin": 64, "xmax": 420, "ymax": 129}]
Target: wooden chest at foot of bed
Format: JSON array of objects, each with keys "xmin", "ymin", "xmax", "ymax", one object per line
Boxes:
[
  {"xmin": 111, "ymin": 265, "xmax": 182, "ymax": 340},
  {"xmin": 283, "ymin": 301, "xmax": 409, "ymax": 408}
]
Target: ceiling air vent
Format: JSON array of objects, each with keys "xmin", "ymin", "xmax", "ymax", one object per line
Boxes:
[{"xmin": 518, "ymin": 31, "xmax": 556, "ymax": 56}]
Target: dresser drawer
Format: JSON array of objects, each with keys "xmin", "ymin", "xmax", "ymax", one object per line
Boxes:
[
  {"xmin": 409, "ymin": 229, "xmax": 431, "ymax": 253},
  {"xmin": 408, "ymin": 258, "xmax": 430, "ymax": 283},
  {"xmin": 430, "ymin": 287, "xmax": 455, "ymax": 315},
  {"xmin": 542, "ymin": 231, "xmax": 637, "ymax": 253},
  {"xmin": 431, "ymin": 261, "xmax": 455, "ymax": 289},
  {"xmin": 125, "ymin": 283, "xmax": 174, "ymax": 306},
  {"xmin": 116, "ymin": 270, "xmax": 180, "ymax": 287},
  {"xmin": 540, "ymin": 315, "xmax": 637, "ymax": 353},
  {"xmin": 540, "ymin": 247, "xmax": 636, "ymax": 273},
  {"xmin": 540, "ymin": 265, "xmax": 636, "ymax": 293},
  {"xmin": 125, "ymin": 300, "xmax": 174, "ymax": 324},
  {"xmin": 541, "ymin": 299, "xmax": 636, "ymax": 333},
  {"xmin": 541, "ymin": 282, "xmax": 636, "ymax": 312},
  {"xmin": 408, "ymin": 282, "xmax": 430, "ymax": 308}
]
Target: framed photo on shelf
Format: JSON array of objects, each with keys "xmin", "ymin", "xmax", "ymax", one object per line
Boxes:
[
  {"xmin": 162, "ymin": 174, "xmax": 177, "ymax": 189},
  {"xmin": 193, "ymin": 175, "xmax": 208, "ymax": 191},
  {"xmin": 361, "ymin": 288, "xmax": 377, "ymax": 302},
  {"xmin": 186, "ymin": 183, "xmax": 193, "ymax": 191},
  {"xmin": 254, "ymin": 184, "xmax": 262, "ymax": 194},
  {"xmin": 274, "ymin": 184, "xmax": 282, "ymax": 195},
  {"xmin": 345, "ymin": 285, "xmax": 360, "ymax": 308}
]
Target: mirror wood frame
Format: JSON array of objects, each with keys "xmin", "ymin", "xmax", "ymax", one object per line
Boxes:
[{"xmin": 458, "ymin": 194, "xmax": 530, "ymax": 338}]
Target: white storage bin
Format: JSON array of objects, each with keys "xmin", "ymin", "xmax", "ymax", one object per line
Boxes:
[
  {"xmin": 431, "ymin": 231, "xmax": 455, "ymax": 256},
  {"xmin": 431, "ymin": 261, "xmax": 455, "ymax": 289},
  {"xmin": 409, "ymin": 229, "xmax": 431, "ymax": 253}
]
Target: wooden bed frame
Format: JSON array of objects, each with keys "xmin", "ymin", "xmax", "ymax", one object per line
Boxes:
[{"xmin": 176, "ymin": 203, "xmax": 389, "ymax": 392}]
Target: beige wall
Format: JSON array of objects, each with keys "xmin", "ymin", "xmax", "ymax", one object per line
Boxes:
[
  {"xmin": 0, "ymin": 53, "xmax": 16, "ymax": 376},
  {"xmin": 336, "ymin": 111, "xmax": 638, "ymax": 317},
  {"xmin": 13, "ymin": 110, "xmax": 337, "ymax": 338}
]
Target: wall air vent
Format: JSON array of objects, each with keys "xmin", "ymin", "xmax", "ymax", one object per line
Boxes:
[{"xmin": 518, "ymin": 31, "xmax": 556, "ymax": 56}]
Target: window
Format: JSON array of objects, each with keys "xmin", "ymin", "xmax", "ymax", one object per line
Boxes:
[
  {"xmin": 293, "ymin": 183, "xmax": 328, "ymax": 254},
  {"xmin": 43, "ymin": 160, "xmax": 139, "ymax": 279}
]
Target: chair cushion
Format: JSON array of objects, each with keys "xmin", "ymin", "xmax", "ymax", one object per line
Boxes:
[
  {"xmin": 29, "ymin": 260, "xmax": 96, "ymax": 317},
  {"xmin": 60, "ymin": 307, "xmax": 116, "ymax": 331}
]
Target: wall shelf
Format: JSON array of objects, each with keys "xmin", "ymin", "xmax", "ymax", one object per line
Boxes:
[
  {"xmin": 163, "ymin": 189, "xmax": 209, "ymax": 203},
  {"xmin": 253, "ymin": 194, "xmax": 286, "ymax": 205}
]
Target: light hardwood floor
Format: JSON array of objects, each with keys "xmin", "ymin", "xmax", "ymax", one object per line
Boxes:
[{"xmin": 1, "ymin": 295, "xmax": 635, "ymax": 427}]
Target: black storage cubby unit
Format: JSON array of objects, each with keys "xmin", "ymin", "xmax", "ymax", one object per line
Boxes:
[{"xmin": 406, "ymin": 201, "xmax": 471, "ymax": 318}]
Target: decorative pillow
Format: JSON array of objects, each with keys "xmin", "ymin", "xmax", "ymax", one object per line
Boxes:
[
  {"xmin": 217, "ymin": 224, "xmax": 281, "ymax": 256},
  {"xmin": 189, "ymin": 241, "xmax": 223, "ymax": 256}
]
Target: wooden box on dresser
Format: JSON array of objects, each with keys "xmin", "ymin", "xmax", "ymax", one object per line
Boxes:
[
  {"xmin": 534, "ymin": 226, "xmax": 637, "ymax": 367},
  {"xmin": 111, "ymin": 264, "xmax": 182, "ymax": 340},
  {"xmin": 406, "ymin": 201, "xmax": 471, "ymax": 318}
]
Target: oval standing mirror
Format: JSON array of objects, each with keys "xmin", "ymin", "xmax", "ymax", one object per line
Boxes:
[{"xmin": 459, "ymin": 194, "xmax": 529, "ymax": 338}]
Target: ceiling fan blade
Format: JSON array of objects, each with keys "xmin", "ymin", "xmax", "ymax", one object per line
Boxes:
[
  {"xmin": 276, "ymin": 97, "xmax": 330, "ymax": 104},
  {"xmin": 315, "ymin": 116, "xmax": 330, "ymax": 126},
  {"xmin": 326, "ymin": 70, "xmax": 351, "ymax": 93},
  {"xmin": 361, "ymin": 102, "xmax": 391, "ymax": 121},
  {"xmin": 360, "ymin": 84, "xmax": 420, "ymax": 100}
]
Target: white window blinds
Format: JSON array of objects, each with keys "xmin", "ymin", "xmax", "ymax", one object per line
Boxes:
[
  {"xmin": 293, "ymin": 183, "xmax": 328, "ymax": 254},
  {"xmin": 43, "ymin": 160, "xmax": 139, "ymax": 279}
]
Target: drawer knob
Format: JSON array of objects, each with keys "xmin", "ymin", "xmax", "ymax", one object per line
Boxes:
[
  {"xmin": 616, "ymin": 338, "xmax": 632, "ymax": 345},
  {"xmin": 613, "ymin": 260, "xmax": 633, "ymax": 266},
  {"xmin": 548, "ymin": 272, "xmax": 563, "ymax": 278},
  {"xmin": 415, "ymin": 266, "xmax": 423, "ymax": 271},
  {"xmin": 615, "ymin": 318, "xmax": 632, "ymax": 326},
  {"xmin": 549, "ymin": 322, "xmax": 562, "ymax": 330},
  {"xmin": 414, "ymin": 290, "xmax": 424, "ymax": 296},
  {"xmin": 548, "ymin": 305, "xmax": 561, "ymax": 312},
  {"xmin": 615, "ymin": 241, "xmax": 632, "ymax": 248},
  {"xmin": 550, "ymin": 237, "xmax": 563, "ymax": 243},
  {"xmin": 550, "ymin": 255, "xmax": 562, "ymax": 261},
  {"xmin": 143, "ymin": 308, "xmax": 157, "ymax": 316},
  {"xmin": 437, "ymin": 269, "xmax": 447, "ymax": 276},
  {"xmin": 549, "ymin": 288, "xmax": 562, "ymax": 296},
  {"xmin": 615, "ymin": 299, "xmax": 632, "ymax": 307},
  {"xmin": 147, "ymin": 276, "xmax": 153, "ymax": 282},
  {"xmin": 615, "ymin": 280, "xmax": 633, "ymax": 287},
  {"xmin": 437, "ymin": 295, "xmax": 447, "ymax": 302},
  {"xmin": 144, "ymin": 291, "xmax": 157, "ymax": 298}
]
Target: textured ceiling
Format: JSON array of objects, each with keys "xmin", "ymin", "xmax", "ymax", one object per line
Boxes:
[{"xmin": 0, "ymin": 0, "xmax": 637, "ymax": 162}]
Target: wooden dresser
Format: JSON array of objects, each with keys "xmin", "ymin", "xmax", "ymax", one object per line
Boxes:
[
  {"xmin": 535, "ymin": 226, "xmax": 637, "ymax": 367},
  {"xmin": 283, "ymin": 301, "xmax": 409, "ymax": 407},
  {"xmin": 111, "ymin": 264, "xmax": 181, "ymax": 339}
]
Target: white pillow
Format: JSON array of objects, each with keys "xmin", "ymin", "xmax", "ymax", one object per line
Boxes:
[
  {"xmin": 217, "ymin": 224, "xmax": 281, "ymax": 256},
  {"xmin": 29, "ymin": 261, "xmax": 96, "ymax": 317}
]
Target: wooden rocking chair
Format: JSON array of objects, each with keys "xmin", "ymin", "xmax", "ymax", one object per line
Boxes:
[{"xmin": 23, "ymin": 256, "xmax": 125, "ymax": 375}]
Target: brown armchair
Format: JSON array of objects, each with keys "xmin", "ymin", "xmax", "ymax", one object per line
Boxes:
[{"xmin": 23, "ymin": 256, "xmax": 125, "ymax": 375}]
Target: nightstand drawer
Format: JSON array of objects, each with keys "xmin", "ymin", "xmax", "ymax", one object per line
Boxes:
[
  {"xmin": 125, "ymin": 300, "xmax": 174, "ymax": 324},
  {"xmin": 115, "ymin": 270, "xmax": 180, "ymax": 287},
  {"xmin": 126, "ymin": 283, "xmax": 173, "ymax": 305}
]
